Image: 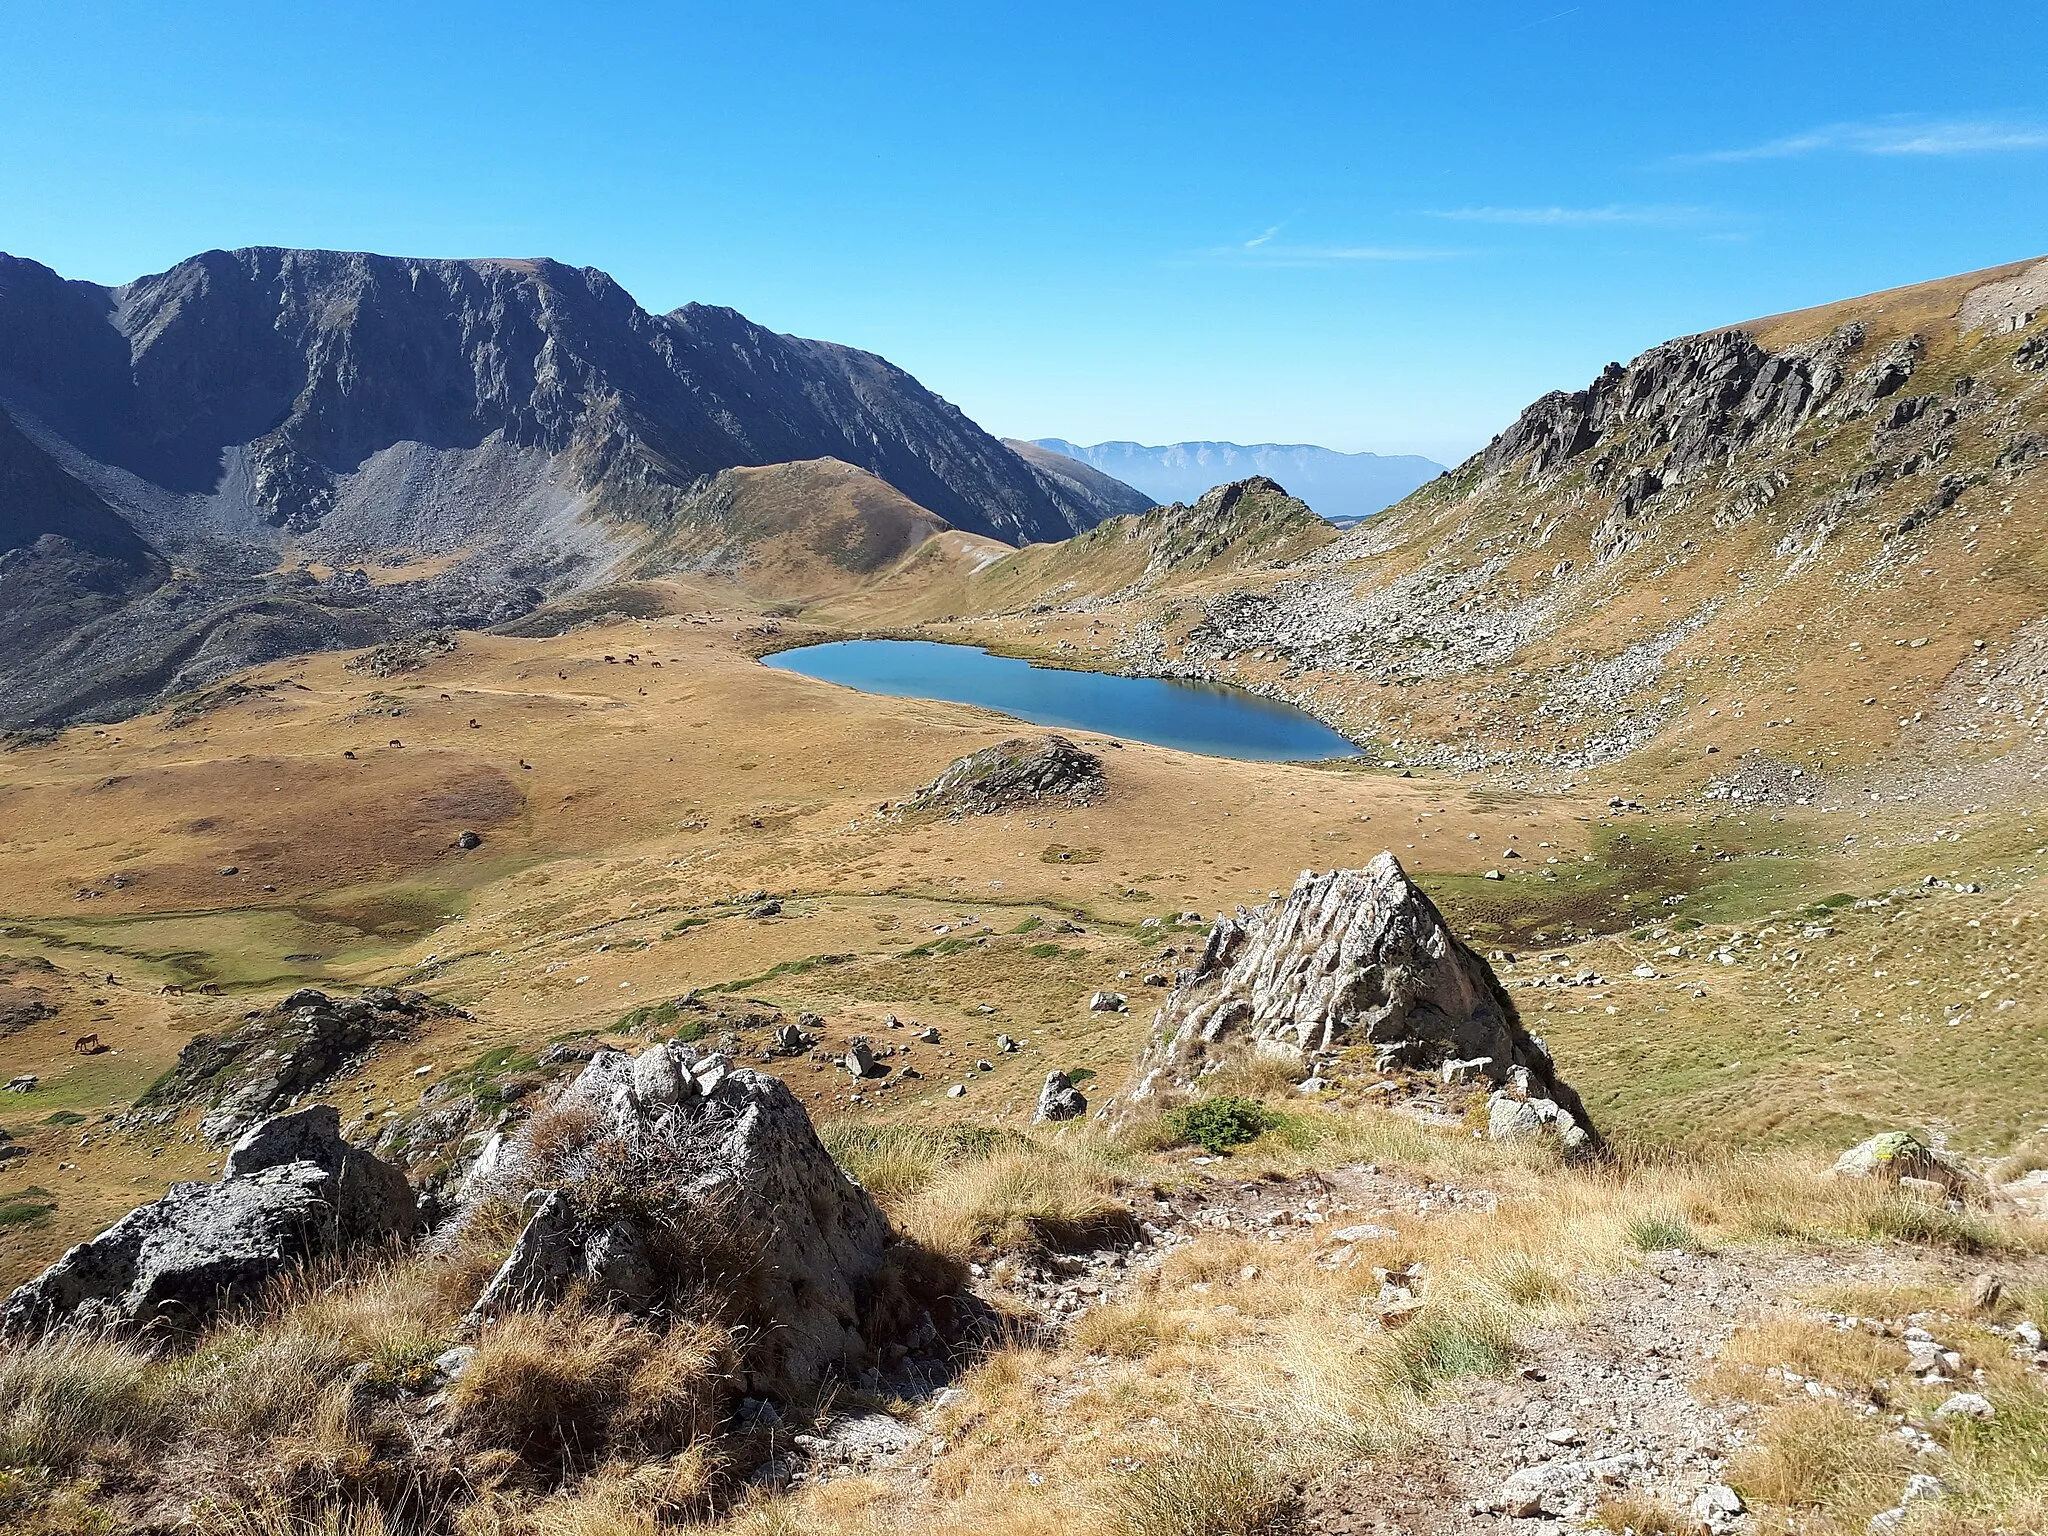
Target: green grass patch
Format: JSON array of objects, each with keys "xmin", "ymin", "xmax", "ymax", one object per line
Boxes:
[
  {"xmin": 1382, "ymin": 1309, "xmax": 1516, "ymax": 1397},
  {"xmin": 704, "ymin": 952, "xmax": 856, "ymax": 993},
  {"xmin": 1624, "ymin": 1212, "xmax": 1697, "ymax": 1252},
  {"xmin": 0, "ymin": 1195, "xmax": 56, "ymax": 1228}
]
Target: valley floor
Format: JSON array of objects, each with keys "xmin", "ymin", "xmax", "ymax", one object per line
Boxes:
[{"xmin": 1, "ymin": 587, "xmax": 2045, "ymax": 1534}]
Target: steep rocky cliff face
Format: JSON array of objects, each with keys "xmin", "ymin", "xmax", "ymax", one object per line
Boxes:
[{"xmin": 0, "ymin": 247, "xmax": 1131, "ymax": 725}]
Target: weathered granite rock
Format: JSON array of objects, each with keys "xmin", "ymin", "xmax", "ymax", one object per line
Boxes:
[
  {"xmin": 906, "ymin": 735, "xmax": 1105, "ymax": 816},
  {"xmin": 1034, "ymin": 1070, "xmax": 1088, "ymax": 1123},
  {"xmin": 1121, "ymin": 854, "xmax": 1600, "ymax": 1155},
  {"xmin": 2, "ymin": 1105, "xmax": 415, "ymax": 1337},
  {"xmin": 460, "ymin": 1042, "xmax": 897, "ymax": 1398},
  {"xmin": 1833, "ymin": 1131, "xmax": 1988, "ymax": 1204}
]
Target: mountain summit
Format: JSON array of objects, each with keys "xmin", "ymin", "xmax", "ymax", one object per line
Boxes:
[{"xmin": 0, "ymin": 247, "xmax": 1138, "ymax": 725}]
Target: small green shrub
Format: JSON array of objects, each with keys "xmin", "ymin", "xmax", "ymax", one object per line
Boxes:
[
  {"xmin": 1166, "ymin": 1096, "xmax": 1276, "ymax": 1156},
  {"xmin": 1625, "ymin": 1212, "xmax": 1695, "ymax": 1252}
]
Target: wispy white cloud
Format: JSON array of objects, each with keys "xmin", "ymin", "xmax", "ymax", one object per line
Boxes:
[
  {"xmin": 1204, "ymin": 239, "xmax": 1461, "ymax": 267},
  {"xmin": 1428, "ymin": 203, "xmax": 1711, "ymax": 227},
  {"xmin": 1691, "ymin": 116, "xmax": 2048, "ymax": 163}
]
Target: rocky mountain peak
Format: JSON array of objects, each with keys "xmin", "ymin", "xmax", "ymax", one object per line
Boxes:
[
  {"xmin": 0, "ymin": 245, "xmax": 1145, "ymax": 727},
  {"xmin": 1139, "ymin": 475, "xmax": 1333, "ymax": 576}
]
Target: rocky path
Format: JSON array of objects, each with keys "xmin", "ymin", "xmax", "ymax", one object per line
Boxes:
[
  {"xmin": 1299, "ymin": 1243, "xmax": 1938, "ymax": 1536},
  {"xmin": 793, "ymin": 1159, "xmax": 2030, "ymax": 1533}
]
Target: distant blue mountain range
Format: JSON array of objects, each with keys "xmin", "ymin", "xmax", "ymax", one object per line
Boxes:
[{"xmin": 1032, "ymin": 439, "xmax": 1446, "ymax": 523}]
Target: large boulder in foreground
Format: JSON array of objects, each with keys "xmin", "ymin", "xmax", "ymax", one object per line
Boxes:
[
  {"xmin": 905, "ymin": 735, "xmax": 1104, "ymax": 816},
  {"xmin": 2, "ymin": 1105, "xmax": 415, "ymax": 1338},
  {"xmin": 458, "ymin": 1042, "xmax": 906, "ymax": 1400},
  {"xmin": 1122, "ymin": 854, "xmax": 1601, "ymax": 1155}
]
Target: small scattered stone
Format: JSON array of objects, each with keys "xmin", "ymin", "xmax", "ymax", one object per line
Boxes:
[{"xmin": 1934, "ymin": 1391, "xmax": 1995, "ymax": 1421}]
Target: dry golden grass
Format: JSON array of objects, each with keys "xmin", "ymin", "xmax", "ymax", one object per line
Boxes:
[
  {"xmin": 1730, "ymin": 1399, "xmax": 1922, "ymax": 1530},
  {"xmin": 1700, "ymin": 1277, "xmax": 2048, "ymax": 1535},
  {"xmin": 1711, "ymin": 1316, "xmax": 1907, "ymax": 1395},
  {"xmin": 1067, "ymin": 1298, "xmax": 1166, "ymax": 1360},
  {"xmin": 1105, "ymin": 1425, "xmax": 1301, "ymax": 1536},
  {"xmin": 1593, "ymin": 1489, "xmax": 1687, "ymax": 1534},
  {"xmin": 0, "ymin": 1331, "xmax": 166, "ymax": 1469},
  {"xmin": 451, "ymin": 1306, "xmax": 729, "ymax": 1471},
  {"xmin": 737, "ymin": 1109, "xmax": 2048, "ymax": 1536},
  {"xmin": 825, "ymin": 1118, "xmax": 1139, "ymax": 1258}
]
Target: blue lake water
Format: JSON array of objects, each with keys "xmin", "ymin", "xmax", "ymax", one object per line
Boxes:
[{"xmin": 763, "ymin": 639, "xmax": 1362, "ymax": 762}]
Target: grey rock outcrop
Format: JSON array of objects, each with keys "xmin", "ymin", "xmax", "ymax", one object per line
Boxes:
[
  {"xmin": 2, "ymin": 1105, "xmax": 415, "ymax": 1337},
  {"xmin": 1034, "ymin": 1070, "xmax": 1088, "ymax": 1123},
  {"xmin": 1121, "ymin": 854, "xmax": 1600, "ymax": 1155},
  {"xmin": 460, "ymin": 1041, "xmax": 899, "ymax": 1398},
  {"xmin": 906, "ymin": 735, "xmax": 1105, "ymax": 816},
  {"xmin": 139, "ymin": 986, "xmax": 438, "ymax": 1142}
]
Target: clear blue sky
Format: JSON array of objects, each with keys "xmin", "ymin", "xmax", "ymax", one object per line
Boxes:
[{"xmin": 5, "ymin": 2, "xmax": 2046, "ymax": 465}]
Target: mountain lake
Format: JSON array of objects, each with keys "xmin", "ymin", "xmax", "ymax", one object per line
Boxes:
[{"xmin": 763, "ymin": 639, "xmax": 1363, "ymax": 761}]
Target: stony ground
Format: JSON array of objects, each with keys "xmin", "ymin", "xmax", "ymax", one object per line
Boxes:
[{"xmin": 783, "ymin": 1154, "xmax": 2040, "ymax": 1534}]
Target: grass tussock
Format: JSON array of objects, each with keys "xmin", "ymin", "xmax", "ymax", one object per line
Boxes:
[
  {"xmin": 1593, "ymin": 1490, "xmax": 1687, "ymax": 1533},
  {"xmin": 0, "ymin": 1332, "xmax": 167, "ymax": 1470},
  {"xmin": 1068, "ymin": 1299, "xmax": 1166, "ymax": 1360},
  {"xmin": 0, "ymin": 1231, "xmax": 734, "ymax": 1534},
  {"xmin": 1107, "ymin": 1426, "xmax": 1300, "ymax": 1536},
  {"xmin": 451, "ymin": 1305, "xmax": 730, "ymax": 1473},
  {"xmin": 1728, "ymin": 1399, "xmax": 1921, "ymax": 1525},
  {"xmin": 821, "ymin": 1121, "xmax": 1030, "ymax": 1208},
  {"xmin": 902, "ymin": 1142, "xmax": 1134, "ymax": 1255}
]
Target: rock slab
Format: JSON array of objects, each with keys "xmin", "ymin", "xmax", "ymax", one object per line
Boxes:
[
  {"xmin": 906, "ymin": 735, "xmax": 1105, "ymax": 816},
  {"xmin": 2, "ymin": 1105, "xmax": 415, "ymax": 1337}
]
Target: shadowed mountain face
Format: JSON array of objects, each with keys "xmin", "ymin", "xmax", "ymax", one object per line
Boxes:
[
  {"xmin": 0, "ymin": 247, "xmax": 1132, "ymax": 726},
  {"xmin": 1001, "ymin": 439, "xmax": 1155, "ymax": 526}
]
